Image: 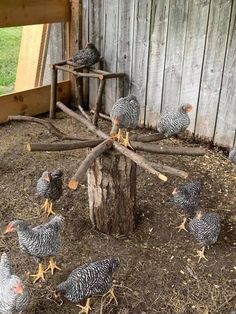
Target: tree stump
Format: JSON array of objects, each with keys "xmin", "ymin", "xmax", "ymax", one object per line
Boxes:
[{"xmin": 87, "ymin": 149, "xmax": 137, "ymax": 235}]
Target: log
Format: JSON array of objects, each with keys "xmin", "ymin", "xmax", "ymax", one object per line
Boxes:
[
  {"xmin": 130, "ymin": 133, "xmax": 166, "ymax": 142},
  {"xmin": 87, "ymin": 149, "xmax": 137, "ymax": 235},
  {"xmin": 149, "ymin": 162, "xmax": 188, "ymax": 179},
  {"xmin": 92, "ymin": 79, "xmax": 105, "ymax": 126},
  {"xmin": 78, "ymin": 105, "xmax": 91, "ymax": 121},
  {"xmin": 69, "ymin": 139, "xmax": 113, "ymax": 190},
  {"xmin": 132, "ymin": 142, "xmax": 205, "ymax": 156},
  {"xmin": 90, "ymin": 110, "xmax": 111, "ymax": 121},
  {"xmin": 49, "ymin": 66, "xmax": 57, "ymax": 119},
  {"xmin": 56, "ymin": 101, "xmax": 168, "ymax": 181},
  {"xmin": 27, "ymin": 140, "xmax": 103, "ymax": 151},
  {"xmin": 8, "ymin": 115, "xmax": 90, "ymax": 141}
]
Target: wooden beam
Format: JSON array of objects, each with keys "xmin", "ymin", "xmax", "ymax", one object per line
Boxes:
[
  {"xmin": 0, "ymin": 0, "xmax": 70, "ymax": 28},
  {"xmin": 15, "ymin": 24, "xmax": 50, "ymax": 91},
  {"xmin": 0, "ymin": 80, "xmax": 70, "ymax": 124}
]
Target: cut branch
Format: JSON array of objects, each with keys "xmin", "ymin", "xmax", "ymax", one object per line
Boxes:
[
  {"xmin": 130, "ymin": 133, "xmax": 166, "ymax": 142},
  {"xmin": 78, "ymin": 105, "xmax": 91, "ymax": 121},
  {"xmin": 8, "ymin": 115, "xmax": 91, "ymax": 141},
  {"xmin": 90, "ymin": 110, "xmax": 111, "ymax": 121},
  {"xmin": 56, "ymin": 101, "xmax": 167, "ymax": 181},
  {"xmin": 27, "ymin": 140, "xmax": 103, "ymax": 152},
  {"xmin": 69, "ymin": 138, "xmax": 113, "ymax": 190},
  {"xmin": 149, "ymin": 162, "xmax": 188, "ymax": 179},
  {"xmin": 132, "ymin": 142, "xmax": 205, "ymax": 156}
]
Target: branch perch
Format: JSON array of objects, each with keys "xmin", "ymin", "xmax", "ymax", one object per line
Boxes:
[
  {"xmin": 69, "ymin": 138, "xmax": 113, "ymax": 190},
  {"xmin": 27, "ymin": 140, "xmax": 103, "ymax": 152},
  {"xmin": 149, "ymin": 162, "xmax": 188, "ymax": 179},
  {"xmin": 130, "ymin": 133, "xmax": 166, "ymax": 142},
  {"xmin": 8, "ymin": 115, "xmax": 91, "ymax": 141},
  {"xmin": 56, "ymin": 101, "xmax": 167, "ymax": 182}
]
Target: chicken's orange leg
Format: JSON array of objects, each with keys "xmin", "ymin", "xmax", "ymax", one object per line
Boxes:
[
  {"xmin": 196, "ymin": 246, "xmax": 208, "ymax": 263},
  {"xmin": 76, "ymin": 298, "xmax": 91, "ymax": 314},
  {"xmin": 176, "ymin": 217, "xmax": 188, "ymax": 232},
  {"xmin": 45, "ymin": 257, "xmax": 61, "ymax": 275},
  {"xmin": 30, "ymin": 263, "xmax": 46, "ymax": 283},
  {"xmin": 41, "ymin": 199, "xmax": 50, "ymax": 214},
  {"xmin": 100, "ymin": 286, "xmax": 118, "ymax": 313},
  {"xmin": 46, "ymin": 201, "xmax": 56, "ymax": 217},
  {"xmin": 122, "ymin": 132, "xmax": 133, "ymax": 150}
]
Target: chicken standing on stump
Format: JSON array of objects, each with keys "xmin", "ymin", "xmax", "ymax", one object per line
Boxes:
[
  {"xmin": 0, "ymin": 252, "xmax": 29, "ymax": 314},
  {"xmin": 157, "ymin": 104, "xmax": 192, "ymax": 137},
  {"xmin": 4, "ymin": 215, "xmax": 64, "ymax": 283},
  {"xmin": 56, "ymin": 258, "xmax": 120, "ymax": 314},
  {"xmin": 110, "ymin": 95, "xmax": 140, "ymax": 149},
  {"xmin": 172, "ymin": 181, "xmax": 201, "ymax": 232},
  {"xmin": 229, "ymin": 147, "xmax": 236, "ymax": 165},
  {"xmin": 37, "ymin": 169, "xmax": 63, "ymax": 216},
  {"xmin": 189, "ymin": 209, "xmax": 221, "ymax": 263},
  {"xmin": 73, "ymin": 43, "xmax": 101, "ymax": 67}
]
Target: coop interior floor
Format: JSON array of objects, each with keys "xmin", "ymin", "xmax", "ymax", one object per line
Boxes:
[{"xmin": 0, "ymin": 112, "xmax": 235, "ymax": 314}]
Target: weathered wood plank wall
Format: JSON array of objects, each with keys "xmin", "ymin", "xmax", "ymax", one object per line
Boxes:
[{"xmin": 82, "ymin": 0, "xmax": 236, "ymax": 148}]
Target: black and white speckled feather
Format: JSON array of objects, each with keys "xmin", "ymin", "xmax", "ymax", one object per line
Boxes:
[
  {"xmin": 73, "ymin": 43, "xmax": 101, "ymax": 67},
  {"xmin": 189, "ymin": 210, "xmax": 221, "ymax": 247},
  {"xmin": 0, "ymin": 253, "xmax": 29, "ymax": 314},
  {"xmin": 8, "ymin": 215, "xmax": 64, "ymax": 263},
  {"xmin": 229, "ymin": 147, "xmax": 236, "ymax": 165},
  {"xmin": 37, "ymin": 169, "xmax": 63, "ymax": 202},
  {"xmin": 157, "ymin": 104, "xmax": 192, "ymax": 137},
  {"xmin": 110, "ymin": 95, "xmax": 140, "ymax": 134},
  {"xmin": 173, "ymin": 181, "xmax": 201, "ymax": 218},
  {"xmin": 57, "ymin": 258, "xmax": 119, "ymax": 303}
]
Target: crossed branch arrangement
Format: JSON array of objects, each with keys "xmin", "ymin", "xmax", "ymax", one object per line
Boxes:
[{"xmin": 8, "ymin": 101, "xmax": 205, "ymax": 190}]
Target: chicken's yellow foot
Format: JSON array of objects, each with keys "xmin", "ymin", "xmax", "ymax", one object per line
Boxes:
[
  {"xmin": 76, "ymin": 298, "xmax": 91, "ymax": 314},
  {"xmin": 176, "ymin": 217, "xmax": 188, "ymax": 232},
  {"xmin": 196, "ymin": 247, "xmax": 208, "ymax": 263},
  {"xmin": 100, "ymin": 286, "xmax": 118, "ymax": 313},
  {"xmin": 45, "ymin": 257, "xmax": 61, "ymax": 275},
  {"xmin": 122, "ymin": 132, "xmax": 133, "ymax": 150},
  {"xmin": 46, "ymin": 201, "xmax": 56, "ymax": 217},
  {"xmin": 30, "ymin": 263, "xmax": 46, "ymax": 283},
  {"xmin": 110, "ymin": 128, "xmax": 123, "ymax": 143},
  {"xmin": 41, "ymin": 199, "xmax": 50, "ymax": 214}
]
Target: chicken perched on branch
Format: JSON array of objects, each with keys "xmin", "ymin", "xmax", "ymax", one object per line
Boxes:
[
  {"xmin": 0, "ymin": 252, "xmax": 29, "ymax": 314},
  {"xmin": 172, "ymin": 181, "xmax": 201, "ymax": 232},
  {"xmin": 37, "ymin": 169, "xmax": 63, "ymax": 216},
  {"xmin": 229, "ymin": 147, "xmax": 236, "ymax": 165},
  {"xmin": 4, "ymin": 215, "xmax": 64, "ymax": 283},
  {"xmin": 56, "ymin": 258, "xmax": 120, "ymax": 314},
  {"xmin": 189, "ymin": 209, "xmax": 221, "ymax": 263},
  {"xmin": 73, "ymin": 43, "xmax": 101, "ymax": 67},
  {"xmin": 110, "ymin": 95, "xmax": 140, "ymax": 149},
  {"xmin": 157, "ymin": 104, "xmax": 192, "ymax": 137}
]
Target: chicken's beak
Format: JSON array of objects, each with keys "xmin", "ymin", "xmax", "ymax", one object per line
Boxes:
[
  {"xmin": 14, "ymin": 282, "xmax": 24, "ymax": 295},
  {"xmin": 4, "ymin": 223, "xmax": 15, "ymax": 234},
  {"xmin": 45, "ymin": 173, "xmax": 52, "ymax": 182},
  {"xmin": 172, "ymin": 188, "xmax": 177, "ymax": 195},
  {"xmin": 187, "ymin": 104, "xmax": 193, "ymax": 112}
]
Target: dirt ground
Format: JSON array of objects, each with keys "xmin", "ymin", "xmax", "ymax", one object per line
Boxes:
[{"xmin": 0, "ymin": 112, "xmax": 235, "ymax": 314}]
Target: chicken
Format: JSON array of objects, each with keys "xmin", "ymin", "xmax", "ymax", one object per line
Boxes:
[
  {"xmin": 172, "ymin": 181, "xmax": 201, "ymax": 232},
  {"xmin": 37, "ymin": 169, "xmax": 63, "ymax": 216},
  {"xmin": 4, "ymin": 215, "xmax": 64, "ymax": 283},
  {"xmin": 0, "ymin": 252, "xmax": 29, "ymax": 314},
  {"xmin": 189, "ymin": 209, "xmax": 221, "ymax": 263},
  {"xmin": 157, "ymin": 104, "xmax": 192, "ymax": 137},
  {"xmin": 56, "ymin": 258, "xmax": 120, "ymax": 314},
  {"xmin": 73, "ymin": 43, "xmax": 101, "ymax": 67},
  {"xmin": 110, "ymin": 95, "xmax": 140, "ymax": 149},
  {"xmin": 229, "ymin": 147, "xmax": 236, "ymax": 165}
]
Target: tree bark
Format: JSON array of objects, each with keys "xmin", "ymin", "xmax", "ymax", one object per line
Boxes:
[{"xmin": 87, "ymin": 149, "xmax": 137, "ymax": 235}]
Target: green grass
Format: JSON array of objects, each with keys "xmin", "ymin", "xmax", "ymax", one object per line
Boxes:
[{"xmin": 0, "ymin": 27, "xmax": 22, "ymax": 94}]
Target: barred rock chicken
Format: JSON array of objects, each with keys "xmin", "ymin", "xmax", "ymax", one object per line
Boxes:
[
  {"xmin": 157, "ymin": 104, "xmax": 192, "ymax": 137},
  {"xmin": 56, "ymin": 258, "xmax": 120, "ymax": 314},
  {"xmin": 4, "ymin": 215, "xmax": 64, "ymax": 283},
  {"xmin": 73, "ymin": 43, "xmax": 101, "ymax": 67},
  {"xmin": 229, "ymin": 147, "xmax": 236, "ymax": 165},
  {"xmin": 189, "ymin": 209, "xmax": 221, "ymax": 263},
  {"xmin": 110, "ymin": 95, "xmax": 140, "ymax": 149},
  {"xmin": 0, "ymin": 252, "xmax": 29, "ymax": 314},
  {"xmin": 172, "ymin": 181, "xmax": 201, "ymax": 232},
  {"xmin": 37, "ymin": 169, "xmax": 63, "ymax": 216}
]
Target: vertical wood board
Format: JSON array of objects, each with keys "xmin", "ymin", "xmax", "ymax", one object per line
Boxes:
[
  {"xmin": 162, "ymin": 0, "xmax": 188, "ymax": 112},
  {"xmin": 214, "ymin": 0, "xmax": 236, "ymax": 147},
  {"xmin": 145, "ymin": 0, "xmax": 169, "ymax": 128},
  {"xmin": 195, "ymin": 0, "xmax": 232, "ymax": 139},
  {"xmin": 130, "ymin": 0, "xmax": 152, "ymax": 125},
  {"xmin": 179, "ymin": 0, "xmax": 210, "ymax": 132}
]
